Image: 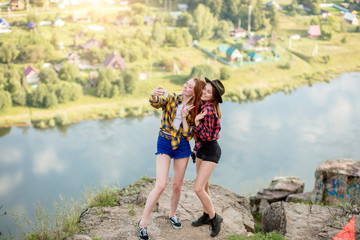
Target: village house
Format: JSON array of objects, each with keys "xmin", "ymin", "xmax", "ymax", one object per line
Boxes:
[
  {"xmin": 103, "ymin": 52, "xmax": 127, "ymax": 70},
  {"xmin": 344, "ymin": 12, "xmax": 359, "ymax": 25},
  {"xmin": 217, "ymin": 44, "xmax": 229, "ymax": 56},
  {"xmin": 67, "ymin": 52, "xmax": 80, "ymax": 65},
  {"xmin": 116, "ymin": 17, "xmax": 131, "ymax": 26},
  {"xmin": 266, "ymin": 1, "xmax": 282, "ymax": 11},
  {"xmin": 80, "ymin": 37, "xmax": 103, "ymax": 51},
  {"xmin": 226, "ymin": 46, "xmax": 242, "ymax": 62},
  {"xmin": 178, "ymin": 4, "xmax": 188, "ymax": 12},
  {"xmin": 72, "ymin": 11, "xmax": 91, "ymax": 23},
  {"xmin": 10, "ymin": 0, "xmax": 25, "ymax": 11},
  {"xmin": 230, "ymin": 27, "xmax": 247, "ymax": 39},
  {"xmin": 247, "ymin": 52, "xmax": 263, "ymax": 62},
  {"xmin": 144, "ymin": 16, "xmax": 155, "ymax": 26},
  {"xmin": 54, "ymin": 18, "xmax": 65, "ymax": 27},
  {"xmin": 0, "ymin": 18, "xmax": 11, "ymax": 33},
  {"xmin": 24, "ymin": 65, "xmax": 40, "ymax": 85},
  {"xmin": 308, "ymin": 25, "xmax": 321, "ymax": 39},
  {"xmin": 320, "ymin": 9, "xmax": 331, "ymax": 18}
]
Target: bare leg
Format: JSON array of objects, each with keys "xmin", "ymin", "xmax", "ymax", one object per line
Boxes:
[
  {"xmin": 140, "ymin": 154, "xmax": 171, "ymax": 228},
  {"xmin": 194, "ymin": 160, "xmax": 217, "ymax": 219},
  {"xmin": 169, "ymin": 157, "xmax": 189, "ymax": 217},
  {"xmin": 195, "ymin": 158, "xmax": 210, "ymax": 212}
]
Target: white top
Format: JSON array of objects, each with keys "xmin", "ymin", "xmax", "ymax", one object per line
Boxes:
[{"xmin": 172, "ymin": 103, "xmax": 183, "ymax": 130}]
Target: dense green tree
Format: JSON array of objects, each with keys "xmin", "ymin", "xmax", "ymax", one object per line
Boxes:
[
  {"xmin": 59, "ymin": 63, "xmax": 80, "ymax": 82},
  {"xmin": 28, "ymin": 84, "xmax": 49, "ymax": 107},
  {"xmin": 220, "ymin": 67, "xmax": 231, "ymax": 80},
  {"xmin": 269, "ymin": 5, "xmax": 280, "ymax": 32},
  {"xmin": 96, "ymin": 79, "xmax": 112, "ymax": 98},
  {"xmin": 131, "ymin": 3, "xmax": 147, "ymax": 16},
  {"xmin": 123, "ymin": 70, "xmax": 138, "ymax": 94},
  {"xmin": 69, "ymin": 82, "xmax": 83, "ymax": 101},
  {"xmin": 44, "ymin": 92, "xmax": 58, "ymax": 108},
  {"xmin": 220, "ymin": 0, "xmax": 241, "ymax": 24},
  {"xmin": 150, "ymin": 21, "xmax": 167, "ymax": 46},
  {"xmin": 176, "ymin": 12, "xmax": 193, "ymax": 27},
  {"xmin": 11, "ymin": 90, "xmax": 27, "ymax": 106},
  {"xmin": 191, "ymin": 4, "xmax": 217, "ymax": 41},
  {"xmin": 20, "ymin": 45, "xmax": 46, "ymax": 63},
  {"xmin": 189, "ymin": 64, "xmax": 217, "ymax": 79},
  {"xmin": 29, "ymin": 0, "xmax": 46, "ymax": 7},
  {"xmin": 7, "ymin": 77, "xmax": 22, "ymax": 94},
  {"xmin": 311, "ymin": 2, "xmax": 320, "ymax": 15},
  {"xmin": 0, "ymin": 42, "xmax": 19, "ymax": 64},
  {"xmin": 167, "ymin": 28, "xmax": 193, "ymax": 47},
  {"xmin": 252, "ymin": 6, "xmax": 265, "ymax": 31},
  {"xmin": 39, "ymin": 68, "xmax": 59, "ymax": 84},
  {"xmin": 214, "ymin": 20, "xmax": 233, "ymax": 39},
  {"xmin": 310, "ymin": 17, "xmax": 320, "ymax": 25},
  {"xmin": 55, "ymin": 83, "xmax": 72, "ymax": 103},
  {"xmin": 0, "ymin": 90, "xmax": 12, "ymax": 113}
]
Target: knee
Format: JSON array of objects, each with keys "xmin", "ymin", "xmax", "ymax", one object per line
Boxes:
[
  {"xmin": 172, "ymin": 182, "xmax": 182, "ymax": 194},
  {"xmin": 194, "ymin": 184, "xmax": 203, "ymax": 196},
  {"xmin": 155, "ymin": 183, "xmax": 166, "ymax": 195}
]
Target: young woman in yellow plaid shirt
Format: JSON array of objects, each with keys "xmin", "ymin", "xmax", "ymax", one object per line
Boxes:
[{"xmin": 138, "ymin": 78, "xmax": 205, "ymax": 240}]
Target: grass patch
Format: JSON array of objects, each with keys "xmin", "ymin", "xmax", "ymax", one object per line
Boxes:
[
  {"xmin": 228, "ymin": 232, "xmax": 289, "ymax": 240},
  {"xmin": 11, "ymin": 175, "xmax": 153, "ymax": 239}
]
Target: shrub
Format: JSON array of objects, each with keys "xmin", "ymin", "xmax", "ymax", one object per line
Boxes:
[
  {"xmin": 12, "ymin": 90, "xmax": 27, "ymax": 106},
  {"xmin": 219, "ymin": 67, "xmax": 231, "ymax": 80},
  {"xmin": 189, "ymin": 64, "xmax": 217, "ymax": 80},
  {"xmin": 54, "ymin": 112, "xmax": 68, "ymax": 126},
  {"xmin": 0, "ymin": 90, "xmax": 12, "ymax": 113}
]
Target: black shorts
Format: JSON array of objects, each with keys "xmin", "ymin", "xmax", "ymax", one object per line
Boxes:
[{"xmin": 196, "ymin": 140, "xmax": 221, "ymax": 164}]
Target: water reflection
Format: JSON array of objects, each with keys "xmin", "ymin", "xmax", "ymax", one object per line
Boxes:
[{"xmin": 0, "ymin": 127, "xmax": 11, "ymax": 138}]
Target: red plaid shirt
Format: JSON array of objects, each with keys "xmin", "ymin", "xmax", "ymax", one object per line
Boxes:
[{"xmin": 194, "ymin": 102, "xmax": 221, "ymax": 151}]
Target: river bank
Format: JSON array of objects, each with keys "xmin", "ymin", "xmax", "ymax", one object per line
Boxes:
[{"xmin": 1, "ymin": 47, "xmax": 360, "ymax": 129}]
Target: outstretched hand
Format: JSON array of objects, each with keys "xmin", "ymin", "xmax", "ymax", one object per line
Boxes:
[{"xmin": 151, "ymin": 86, "xmax": 166, "ymax": 97}]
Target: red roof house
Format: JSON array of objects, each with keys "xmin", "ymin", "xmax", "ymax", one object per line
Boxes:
[
  {"xmin": 24, "ymin": 65, "xmax": 40, "ymax": 84},
  {"xmin": 103, "ymin": 52, "xmax": 127, "ymax": 70},
  {"xmin": 308, "ymin": 25, "xmax": 321, "ymax": 39}
]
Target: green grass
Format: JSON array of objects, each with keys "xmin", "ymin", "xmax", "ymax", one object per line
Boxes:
[{"xmin": 228, "ymin": 232, "xmax": 289, "ymax": 240}]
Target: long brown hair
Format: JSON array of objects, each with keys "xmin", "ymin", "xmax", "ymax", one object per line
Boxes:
[
  {"xmin": 190, "ymin": 77, "xmax": 206, "ymax": 126},
  {"xmin": 211, "ymin": 86, "xmax": 222, "ymax": 119}
]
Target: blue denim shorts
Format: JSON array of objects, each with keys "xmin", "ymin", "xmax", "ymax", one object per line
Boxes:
[{"xmin": 155, "ymin": 134, "xmax": 192, "ymax": 159}]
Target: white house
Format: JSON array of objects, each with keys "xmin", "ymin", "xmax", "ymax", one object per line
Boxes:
[
  {"xmin": 178, "ymin": 4, "xmax": 188, "ymax": 12},
  {"xmin": 344, "ymin": 12, "xmax": 359, "ymax": 25},
  {"xmin": 24, "ymin": 65, "xmax": 40, "ymax": 85},
  {"xmin": 0, "ymin": 18, "xmax": 11, "ymax": 33},
  {"xmin": 54, "ymin": 18, "xmax": 65, "ymax": 27}
]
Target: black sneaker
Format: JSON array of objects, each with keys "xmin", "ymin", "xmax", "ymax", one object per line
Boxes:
[
  {"xmin": 192, "ymin": 212, "xmax": 210, "ymax": 227},
  {"xmin": 168, "ymin": 215, "xmax": 182, "ymax": 229},
  {"xmin": 138, "ymin": 220, "xmax": 149, "ymax": 240}
]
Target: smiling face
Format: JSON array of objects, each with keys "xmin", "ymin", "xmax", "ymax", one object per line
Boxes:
[
  {"xmin": 182, "ymin": 78, "xmax": 195, "ymax": 97},
  {"xmin": 201, "ymin": 83, "xmax": 214, "ymax": 102}
]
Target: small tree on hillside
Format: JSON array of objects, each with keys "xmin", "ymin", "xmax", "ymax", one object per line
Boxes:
[
  {"xmin": 189, "ymin": 64, "xmax": 217, "ymax": 80},
  {"xmin": 39, "ymin": 68, "xmax": 59, "ymax": 84},
  {"xmin": 0, "ymin": 90, "xmax": 12, "ymax": 113},
  {"xmin": 176, "ymin": 12, "xmax": 193, "ymax": 27}
]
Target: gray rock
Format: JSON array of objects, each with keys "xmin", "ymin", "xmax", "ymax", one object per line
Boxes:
[
  {"xmin": 250, "ymin": 176, "xmax": 305, "ymax": 214},
  {"xmin": 313, "ymin": 158, "xmax": 360, "ymax": 205},
  {"xmin": 65, "ymin": 235, "xmax": 92, "ymax": 240},
  {"xmin": 262, "ymin": 201, "xmax": 356, "ymax": 240},
  {"xmin": 78, "ymin": 178, "xmax": 254, "ymax": 240},
  {"xmin": 286, "ymin": 192, "xmax": 313, "ymax": 202}
]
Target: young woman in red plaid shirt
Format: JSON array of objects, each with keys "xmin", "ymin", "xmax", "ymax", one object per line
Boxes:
[{"xmin": 191, "ymin": 78, "xmax": 225, "ymax": 238}]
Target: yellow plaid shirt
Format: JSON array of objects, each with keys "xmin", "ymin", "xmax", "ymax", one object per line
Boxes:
[{"xmin": 149, "ymin": 93, "xmax": 193, "ymax": 150}]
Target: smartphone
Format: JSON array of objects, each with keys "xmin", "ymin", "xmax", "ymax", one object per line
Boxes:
[{"xmin": 163, "ymin": 91, "xmax": 169, "ymax": 98}]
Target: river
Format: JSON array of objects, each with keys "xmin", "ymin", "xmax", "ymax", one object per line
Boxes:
[{"xmin": 0, "ymin": 72, "xmax": 359, "ymax": 237}]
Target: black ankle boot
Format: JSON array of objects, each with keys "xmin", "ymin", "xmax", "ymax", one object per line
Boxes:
[
  {"xmin": 210, "ymin": 213, "xmax": 223, "ymax": 237},
  {"xmin": 191, "ymin": 212, "xmax": 210, "ymax": 227}
]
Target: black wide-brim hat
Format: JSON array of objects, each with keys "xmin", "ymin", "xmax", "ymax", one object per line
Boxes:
[{"xmin": 205, "ymin": 77, "xmax": 225, "ymax": 103}]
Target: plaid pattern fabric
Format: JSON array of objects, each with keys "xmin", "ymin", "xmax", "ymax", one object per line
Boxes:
[
  {"xmin": 149, "ymin": 93, "xmax": 193, "ymax": 150},
  {"xmin": 194, "ymin": 102, "xmax": 221, "ymax": 151}
]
